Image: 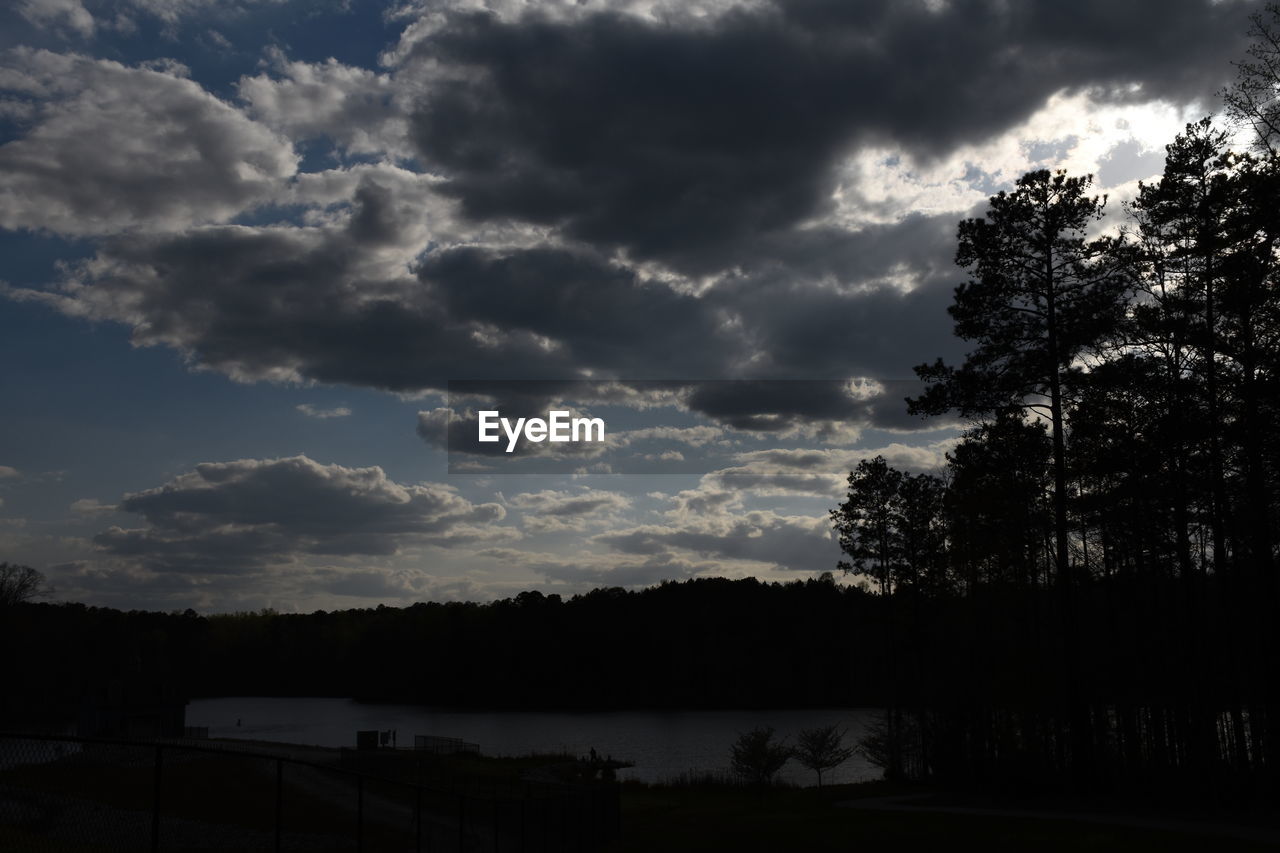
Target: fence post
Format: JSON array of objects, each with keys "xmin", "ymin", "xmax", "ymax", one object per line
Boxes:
[
  {"xmin": 151, "ymin": 744, "xmax": 162, "ymax": 853},
  {"xmin": 586, "ymin": 788, "xmax": 596, "ymax": 845},
  {"xmin": 576, "ymin": 792, "xmax": 584, "ymax": 853},
  {"xmin": 357, "ymin": 775, "xmax": 364, "ymax": 853},
  {"xmin": 415, "ymin": 786, "xmax": 422, "ymax": 853},
  {"xmin": 274, "ymin": 758, "xmax": 283, "ymax": 853}
]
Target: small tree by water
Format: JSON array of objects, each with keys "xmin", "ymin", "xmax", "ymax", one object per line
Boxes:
[
  {"xmin": 793, "ymin": 724, "xmax": 855, "ymax": 788},
  {"xmin": 730, "ymin": 726, "xmax": 791, "ymax": 786}
]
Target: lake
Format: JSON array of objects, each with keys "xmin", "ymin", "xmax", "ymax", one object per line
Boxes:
[{"xmin": 186, "ymin": 698, "xmax": 882, "ymax": 787}]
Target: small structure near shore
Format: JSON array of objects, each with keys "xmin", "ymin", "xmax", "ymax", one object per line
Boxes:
[
  {"xmin": 354, "ymin": 730, "xmax": 479, "ymax": 754},
  {"xmin": 413, "ymin": 734, "xmax": 479, "ymax": 755}
]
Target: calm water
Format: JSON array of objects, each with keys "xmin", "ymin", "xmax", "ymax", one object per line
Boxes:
[{"xmin": 187, "ymin": 697, "xmax": 882, "ymax": 787}]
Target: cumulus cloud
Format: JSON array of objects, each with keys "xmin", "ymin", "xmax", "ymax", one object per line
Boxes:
[
  {"xmin": 16, "ymin": 0, "xmax": 95, "ymax": 37},
  {"xmin": 13, "ymin": 234, "xmax": 733, "ymax": 391},
  {"xmin": 703, "ymin": 466, "xmax": 845, "ymax": 499},
  {"xmin": 0, "ymin": 2, "xmax": 1255, "ymax": 427},
  {"xmin": 15, "ymin": 0, "xmax": 293, "ymax": 38},
  {"xmin": 92, "ymin": 455, "xmax": 512, "ymax": 573},
  {"xmin": 0, "ymin": 466, "xmax": 19, "ymax": 479},
  {"xmin": 733, "ymin": 439, "xmax": 959, "ymax": 474},
  {"xmin": 670, "ymin": 438, "xmax": 957, "ymax": 500},
  {"xmin": 505, "ymin": 487, "xmax": 631, "ymax": 532},
  {"xmin": 664, "ymin": 487, "xmax": 739, "ymax": 519},
  {"xmin": 651, "ymin": 437, "xmax": 956, "ymax": 528},
  {"xmin": 0, "ymin": 49, "xmax": 296, "ymax": 235},
  {"xmin": 237, "ymin": 52, "xmax": 411, "ymax": 159},
  {"xmin": 594, "ymin": 510, "xmax": 838, "ymax": 573},
  {"xmin": 70, "ymin": 497, "xmax": 115, "ymax": 515}
]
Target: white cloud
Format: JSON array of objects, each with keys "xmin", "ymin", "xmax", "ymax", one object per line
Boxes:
[
  {"xmin": 17, "ymin": 0, "xmax": 292, "ymax": 38},
  {"xmin": 70, "ymin": 497, "xmax": 115, "ymax": 515},
  {"xmin": 92, "ymin": 455, "xmax": 514, "ymax": 574},
  {"xmin": 238, "ymin": 52, "xmax": 411, "ymax": 159},
  {"xmin": 594, "ymin": 509, "xmax": 838, "ymax": 574},
  {"xmin": 505, "ymin": 487, "xmax": 631, "ymax": 533},
  {"xmin": 0, "ymin": 48, "xmax": 297, "ymax": 236},
  {"xmin": 830, "ymin": 91, "xmax": 1202, "ymax": 229},
  {"xmin": 296, "ymin": 403, "xmax": 352, "ymax": 419},
  {"xmin": 16, "ymin": 0, "xmax": 96, "ymax": 37}
]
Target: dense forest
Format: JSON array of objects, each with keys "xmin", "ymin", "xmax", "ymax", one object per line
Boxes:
[{"xmin": 1, "ymin": 577, "xmax": 897, "ymax": 720}]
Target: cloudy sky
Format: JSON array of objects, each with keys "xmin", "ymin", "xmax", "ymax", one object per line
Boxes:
[{"xmin": 0, "ymin": 0, "xmax": 1258, "ymax": 612}]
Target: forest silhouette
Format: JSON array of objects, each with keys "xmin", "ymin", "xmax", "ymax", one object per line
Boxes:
[{"xmin": 820, "ymin": 14, "xmax": 1280, "ymax": 798}]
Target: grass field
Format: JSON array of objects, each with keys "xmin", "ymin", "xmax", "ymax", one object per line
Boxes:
[{"xmin": 607, "ymin": 781, "xmax": 1280, "ymax": 852}]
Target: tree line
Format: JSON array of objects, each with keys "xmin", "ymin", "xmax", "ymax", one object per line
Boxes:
[{"xmin": 2, "ymin": 577, "xmax": 900, "ymax": 727}]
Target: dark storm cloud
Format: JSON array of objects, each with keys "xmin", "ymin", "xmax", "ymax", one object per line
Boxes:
[
  {"xmin": 407, "ymin": 0, "xmax": 1252, "ymax": 271},
  {"xmin": 21, "ymin": 225, "xmax": 586, "ymax": 390},
  {"xmin": 92, "ymin": 456, "xmax": 510, "ymax": 573},
  {"xmin": 9, "ymin": 0, "xmax": 1236, "ymax": 437},
  {"xmin": 681, "ymin": 379, "xmax": 924, "ymax": 432},
  {"xmin": 422, "ymin": 247, "xmax": 730, "ymax": 376},
  {"xmin": 22, "ymin": 209, "xmax": 959, "ymax": 428},
  {"xmin": 702, "ymin": 215, "xmax": 966, "ymax": 382}
]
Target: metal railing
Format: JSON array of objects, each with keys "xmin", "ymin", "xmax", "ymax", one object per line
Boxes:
[{"xmin": 0, "ymin": 732, "xmax": 620, "ymax": 852}]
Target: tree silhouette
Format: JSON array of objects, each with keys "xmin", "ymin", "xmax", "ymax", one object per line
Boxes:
[
  {"xmin": 908, "ymin": 169, "xmax": 1131, "ymax": 787},
  {"xmin": 945, "ymin": 413, "xmax": 1052, "ymax": 591},
  {"xmin": 0, "ymin": 563, "xmax": 48, "ymax": 607},
  {"xmin": 830, "ymin": 456, "xmax": 905, "ymax": 596},
  {"xmin": 909, "ymin": 169, "xmax": 1129, "ymax": 592},
  {"xmin": 729, "ymin": 726, "xmax": 791, "ymax": 786},
  {"xmin": 1224, "ymin": 2, "xmax": 1280, "ymax": 155},
  {"xmin": 792, "ymin": 724, "xmax": 854, "ymax": 788}
]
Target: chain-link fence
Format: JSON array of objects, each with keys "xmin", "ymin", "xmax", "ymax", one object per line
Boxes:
[{"xmin": 0, "ymin": 733, "xmax": 621, "ymax": 852}]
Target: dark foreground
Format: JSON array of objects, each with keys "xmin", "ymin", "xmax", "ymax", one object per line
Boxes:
[
  {"xmin": 5, "ymin": 732, "xmax": 1279, "ymax": 852},
  {"xmin": 609, "ymin": 781, "xmax": 1280, "ymax": 852}
]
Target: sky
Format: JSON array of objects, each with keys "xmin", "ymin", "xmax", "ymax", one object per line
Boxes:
[{"xmin": 0, "ymin": 0, "xmax": 1261, "ymax": 612}]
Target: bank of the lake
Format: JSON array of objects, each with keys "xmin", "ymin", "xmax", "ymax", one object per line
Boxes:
[{"xmin": 187, "ymin": 697, "xmax": 881, "ymax": 786}]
